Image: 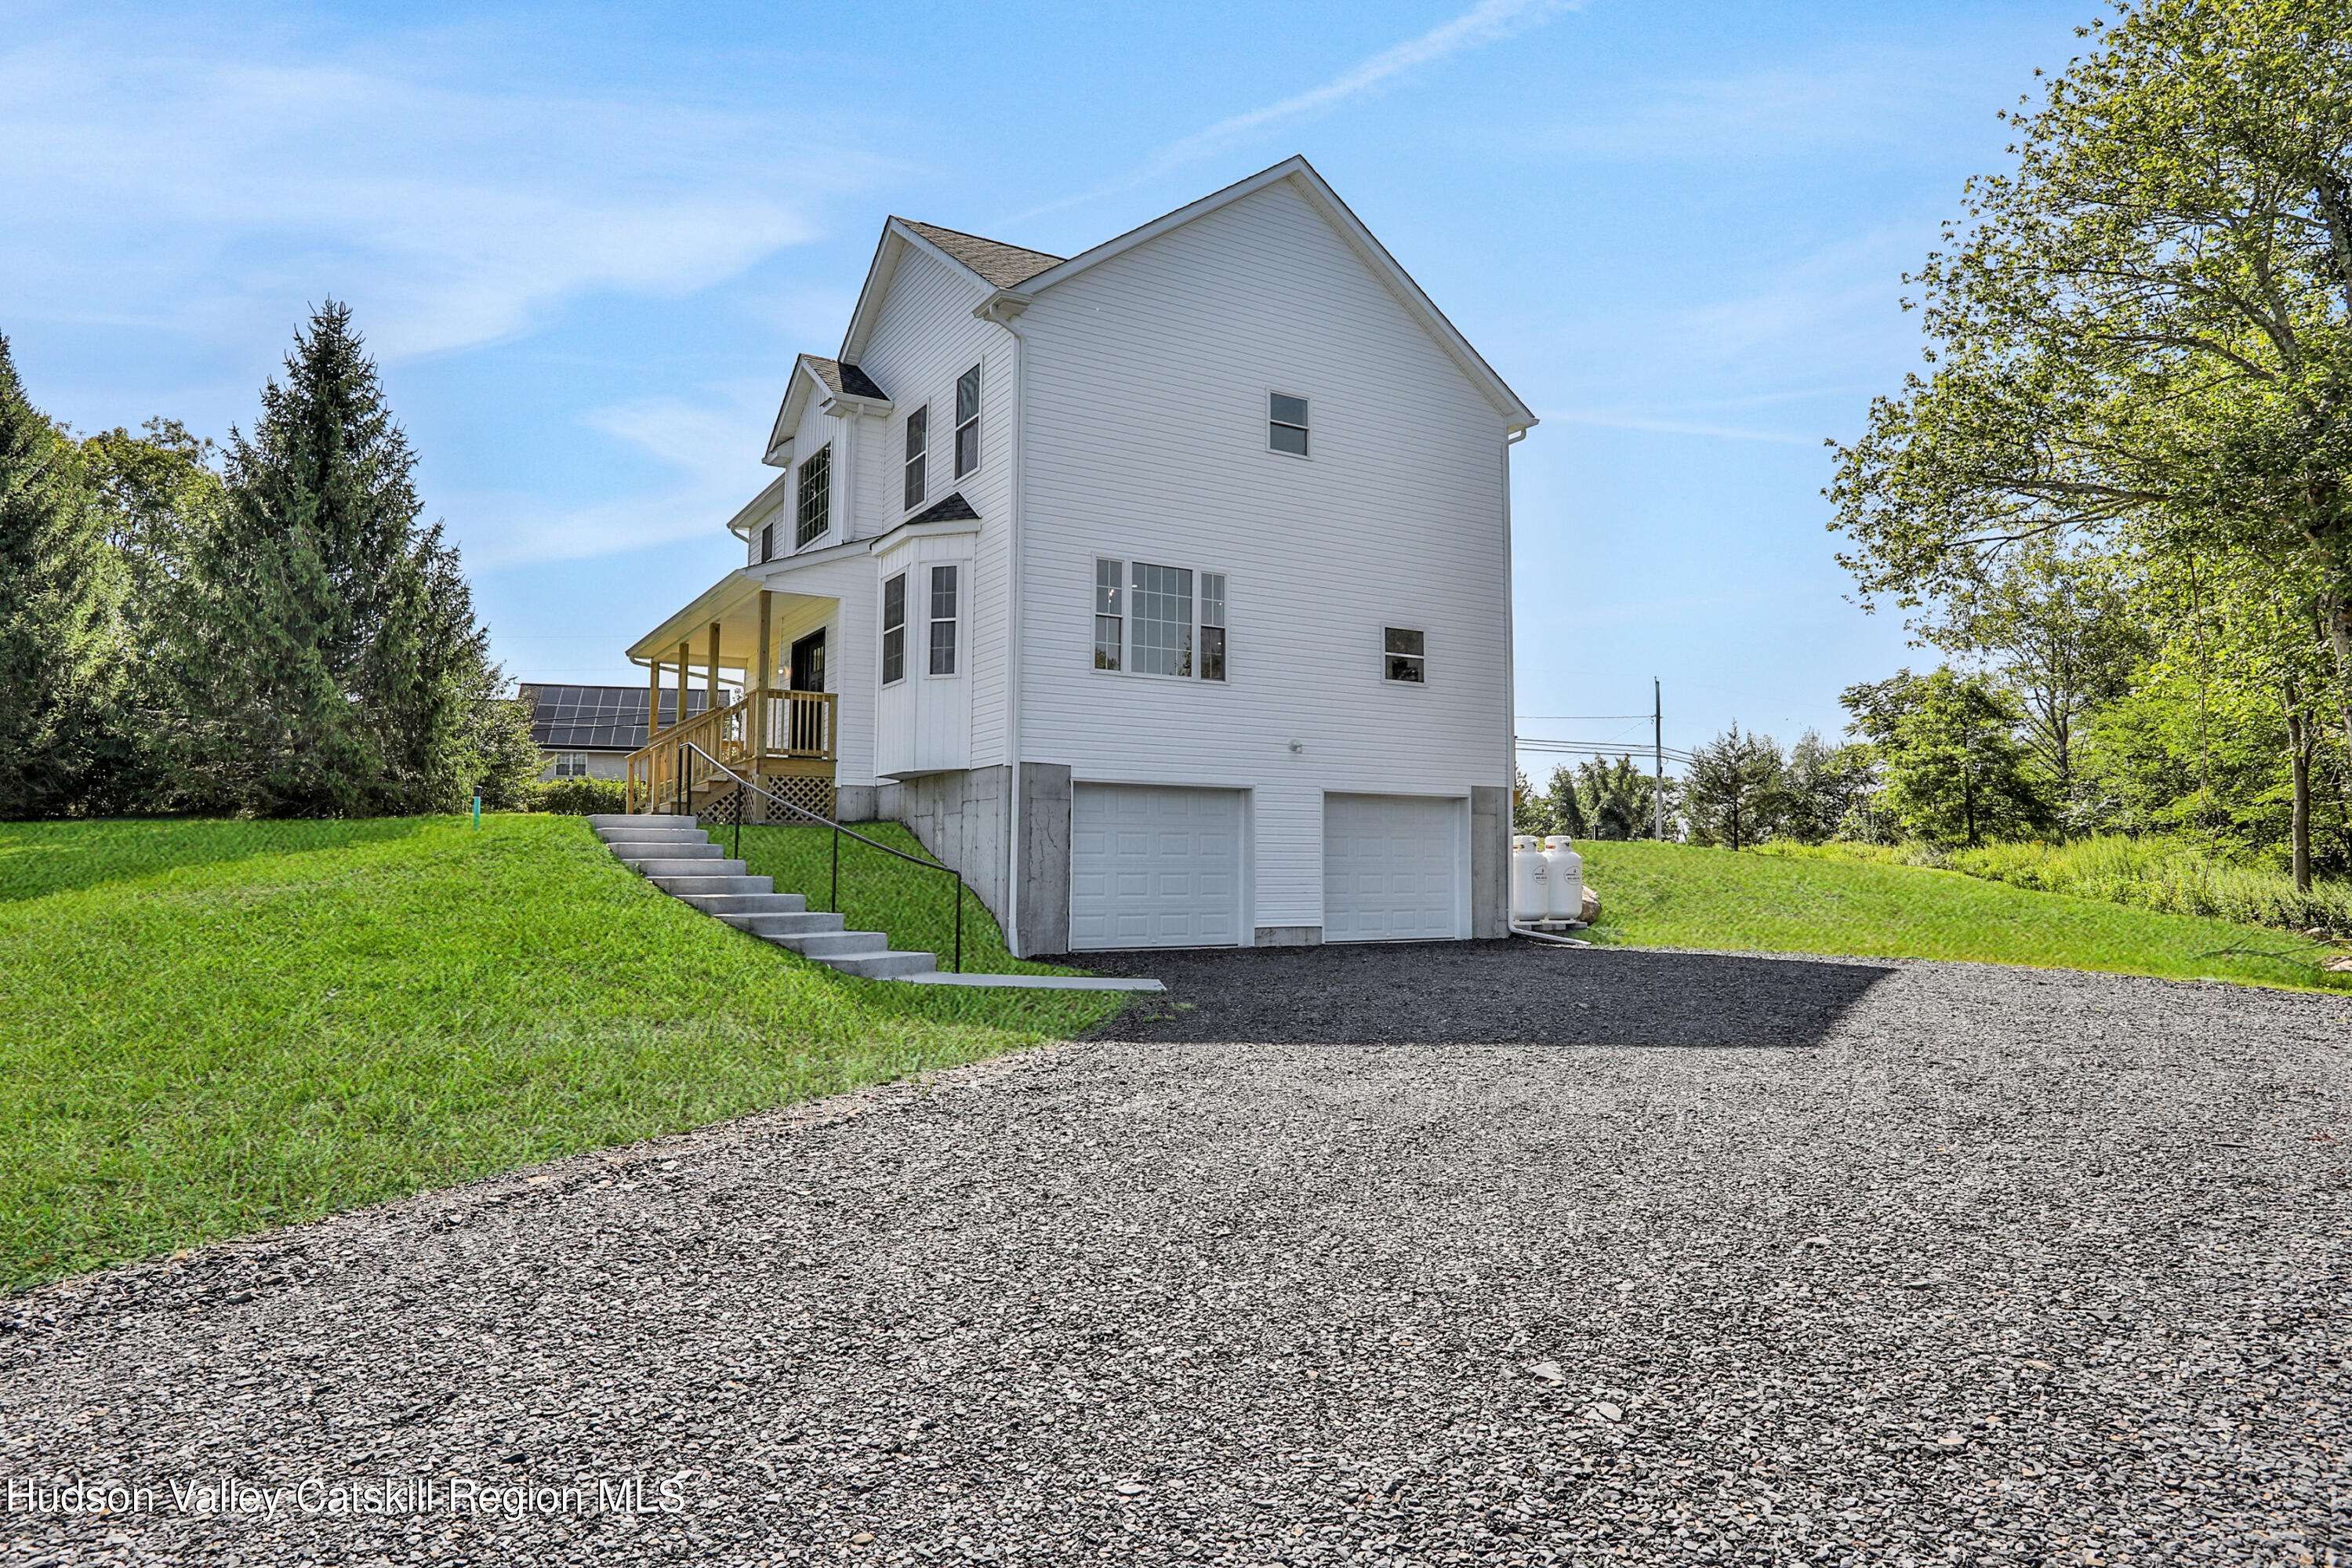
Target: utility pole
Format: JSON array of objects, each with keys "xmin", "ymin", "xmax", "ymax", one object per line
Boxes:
[{"xmin": 1653, "ymin": 678, "xmax": 1666, "ymax": 841}]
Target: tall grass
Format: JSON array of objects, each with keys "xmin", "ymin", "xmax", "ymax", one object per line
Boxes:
[
  {"xmin": 1762, "ymin": 834, "xmax": 2352, "ymax": 935},
  {"xmin": 1943, "ymin": 837, "xmax": 2352, "ymax": 934}
]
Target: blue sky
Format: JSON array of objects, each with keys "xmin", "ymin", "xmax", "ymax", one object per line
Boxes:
[{"xmin": 4, "ymin": 0, "xmax": 2090, "ymax": 765}]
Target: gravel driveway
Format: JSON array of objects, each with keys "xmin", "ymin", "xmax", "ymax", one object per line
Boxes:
[{"xmin": 4, "ymin": 943, "xmax": 2347, "ymax": 1566}]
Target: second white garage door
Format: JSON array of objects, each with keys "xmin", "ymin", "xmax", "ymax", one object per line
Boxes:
[
  {"xmin": 1323, "ymin": 793, "xmax": 1465, "ymax": 942},
  {"xmin": 1069, "ymin": 785, "xmax": 1244, "ymax": 950}
]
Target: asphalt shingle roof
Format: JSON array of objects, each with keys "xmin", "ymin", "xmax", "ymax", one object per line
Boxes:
[
  {"xmin": 903, "ymin": 492, "xmax": 982, "ymax": 525},
  {"xmin": 801, "ymin": 356, "xmax": 889, "ymax": 401},
  {"xmin": 900, "ymin": 221, "xmax": 1065, "ymax": 289}
]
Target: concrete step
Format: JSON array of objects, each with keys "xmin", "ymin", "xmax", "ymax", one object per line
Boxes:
[
  {"xmin": 629, "ymin": 856, "xmax": 748, "ymax": 878},
  {"xmin": 612, "ymin": 841, "xmax": 728, "ymax": 862},
  {"xmin": 597, "ymin": 822, "xmax": 708, "ymax": 839},
  {"xmin": 763, "ymin": 930, "xmax": 887, "ymax": 959},
  {"xmin": 717, "ymin": 909, "xmax": 848, "ymax": 938},
  {"xmin": 649, "ymin": 873, "xmax": 775, "ymax": 896},
  {"xmin": 822, "ymin": 949, "xmax": 939, "ymax": 980},
  {"xmin": 674, "ymin": 891, "xmax": 807, "ymax": 916}
]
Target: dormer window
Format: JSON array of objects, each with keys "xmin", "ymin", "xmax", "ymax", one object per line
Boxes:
[
  {"xmin": 953, "ymin": 365, "xmax": 980, "ymax": 478},
  {"xmin": 1269, "ymin": 392, "xmax": 1308, "ymax": 457},
  {"xmin": 796, "ymin": 444, "xmax": 831, "ymax": 549},
  {"xmin": 903, "ymin": 406, "xmax": 928, "ymax": 510}
]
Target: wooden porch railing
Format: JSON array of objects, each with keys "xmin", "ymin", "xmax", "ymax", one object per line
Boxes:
[{"xmin": 625, "ymin": 691, "xmax": 837, "ymax": 814}]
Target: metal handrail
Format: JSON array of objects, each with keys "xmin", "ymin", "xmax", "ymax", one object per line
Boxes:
[{"xmin": 668, "ymin": 739, "xmax": 964, "ymax": 973}]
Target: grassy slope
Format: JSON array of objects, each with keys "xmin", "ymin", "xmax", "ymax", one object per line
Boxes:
[
  {"xmin": 0, "ymin": 815, "xmax": 1123, "ymax": 1290},
  {"xmin": 1579, "ymin": 840, "xmax": 2352, "ymax": 994}
]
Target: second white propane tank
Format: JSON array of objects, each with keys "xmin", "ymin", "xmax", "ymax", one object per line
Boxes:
[
  {"xmin": 1512, "ymin": 835, "xmax": 1547, "ymax": 922},
  {"xmin": 1541, "ymin": 835, "xmax": 1584, "ymax": 922}
]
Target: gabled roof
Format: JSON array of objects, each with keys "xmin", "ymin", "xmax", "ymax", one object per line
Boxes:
[
  {"xmin": 898, "ymin": 222, "xmax": 1062, "ymax": 289},
  {"xmin": 824, "ymin": 154, "xmax": 1534, "ymax": 445},
  {"xmin": 804, "ymin": 356, "xmax": 889, "ymax": 401},
  {"xmin": 765, "ymin": 353, "xmax": 892, "ymax": 467}
]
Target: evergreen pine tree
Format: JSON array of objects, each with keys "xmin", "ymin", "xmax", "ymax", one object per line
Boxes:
[
  {"xmin": 176, "ymin": 303, "xmax": 496, "ymax": 815},
  {"xmin": 0, "ymin": 337, "xmax": 129, "ymax": 817}
]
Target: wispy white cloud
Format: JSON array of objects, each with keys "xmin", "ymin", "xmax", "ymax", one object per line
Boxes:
[
  {"xmin": 449, "ymin": 386, "xmax": 779, "ymax": 568},
  {"xmin": 1014, "ymin": 0, "xmax": 1581, "ymax": 221},
  {"xmin": 0, "ymin": 30, "xmax": 884, "ymax": 359}
]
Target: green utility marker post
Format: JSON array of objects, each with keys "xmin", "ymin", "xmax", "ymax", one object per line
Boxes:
[{"xmin": 473, "ymin": 796, "xmax": 481, "ymax": 829}]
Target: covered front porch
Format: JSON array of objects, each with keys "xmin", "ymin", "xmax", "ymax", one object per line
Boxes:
[{"xmin": 624, "ymin": 572, "xmax": 840, "ymax": 819}]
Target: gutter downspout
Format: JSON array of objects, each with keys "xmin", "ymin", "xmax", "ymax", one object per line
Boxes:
[
  {"xmin": 1503, "ymin": 423, "xmax": 1528, "ymax": 938},
  {"xmin": 977, "ymin": 290, "xmax": 1032, "ymax": 956}
]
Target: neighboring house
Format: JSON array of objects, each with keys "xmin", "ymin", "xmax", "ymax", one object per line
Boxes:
[
  {"xmin": 521, "ymin": 684, "xmax": 720, "ymax": 782},
  {"xmin": 625, "ymin": 155, "xmax": 1536, "ymax": 956}
]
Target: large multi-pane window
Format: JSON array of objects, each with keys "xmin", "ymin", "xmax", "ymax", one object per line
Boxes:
[
  {"xmin": 902, "ymin": 406, "xmax": 927, "ymax": 510},
  {"xmin": 1092, "ymin": 559, "xmax": 1227, "ymax": 681},
  {"xmin": 953, "ymin": 365, "xmax": 981, "ymax": 478},
  {"xmin": 928, "ymin": 565, "xmax": 958, "ymax": 676},
  {"xmin": 880, "ymin": 573, "xmax": 906, "ymax": 685},
  {"xmin": 796, "ymin": 444, "xmax": 831, "ymax": 548}
]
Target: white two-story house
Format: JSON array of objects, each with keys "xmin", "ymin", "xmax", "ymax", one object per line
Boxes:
[{"xmin": 624, "ymin": 156, "xmax": 1536, "ymax": 957}]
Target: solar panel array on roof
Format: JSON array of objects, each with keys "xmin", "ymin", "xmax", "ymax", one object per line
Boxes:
[{"xmin": 517, "ymin": 684, "xmax": 721, "ymax": 751}]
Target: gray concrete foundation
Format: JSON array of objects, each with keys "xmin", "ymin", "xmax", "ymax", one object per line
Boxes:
[
  {"xmin": 1254, "ymin": 925, "xmax": 1323, "ymax": 947},
  {"xmin": 877, "ymin": 764, "xmax": 1073, "ymax": 959},
  {"xmin": 1470, "ymin": 785, "xmax": 1508, "ymax": 938}
]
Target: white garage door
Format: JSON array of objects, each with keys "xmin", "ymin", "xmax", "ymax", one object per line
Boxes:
[
  {"xmin": 1069, "ymin": 785, "xmax": 1244, "ymax": 950},
  {"xmin": 1323, "ymin": 793, "xmax": 1464, "ymax": 942}
]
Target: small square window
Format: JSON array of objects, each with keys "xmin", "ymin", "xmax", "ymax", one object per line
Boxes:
[
  {"xmin": 1269, "ymin": 392, "xmax": 1308, "ymax": 456},
  {"xmin": 1383, "ymin": 626, "xmax": 1425, "ymax": 684}
]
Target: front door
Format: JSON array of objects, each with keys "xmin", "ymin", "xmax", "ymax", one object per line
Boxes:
[{"xmin": 788, "ymin": 630, "xmax": 827, "ymax": 753}]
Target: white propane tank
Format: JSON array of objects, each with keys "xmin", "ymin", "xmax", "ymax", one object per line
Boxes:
[
  {"xmin": 1511, "ymin": 835, "xmax": 1548, "ymax": 923},
  {"xmin": 1541, "ymin": 835, "xmax": 1585, "ymax": 923}
]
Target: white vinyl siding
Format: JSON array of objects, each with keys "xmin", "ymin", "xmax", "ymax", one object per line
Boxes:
[{"xmin": 1014, "ymin": 177, "xmax": 1512, "ymax": 928}]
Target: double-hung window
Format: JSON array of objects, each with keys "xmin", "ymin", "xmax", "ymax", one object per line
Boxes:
[
  {"xmin": 1384, "ymin": 626, "xmax": 1425, "ymax": 684},
  {"xmin": 953, "ymin": 365, "xmax": 980, "ymax": 478},
  {"xmin": 1092, "ymin": 558, "xmax": 1227, "ymax": 682},
  {"xmin": 796, "ymin": 444, "xmax": 831, "ymax": 548},
  {"xmin": 759, "ymin": 521, "xmax": 775, "ymax": 563},
  {"xmin": 880, "ymin": 574, "xmax": 906, "ymax": 684},
  {"xmin": 553, "ymin": 753, "xmax": 590, "ymax": 778},
  {"xmin": 928, "ymin": 565, "xmax": 958, "ymax": 675},
  {"xmin": 1268, "ymin": 392, "xmax": 1308, "ymax": 456},
  {"xmin": 902, "ymin": 406, "xmax": 927, "ymax": 510}
]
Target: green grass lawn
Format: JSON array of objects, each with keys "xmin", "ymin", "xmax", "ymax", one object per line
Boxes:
[
  {"xmin": 0, "ymin": 815, "xmax": 1125, "ymax": 1291},
  {"xmin": 1578, "ymin": 839, "xmax": 2352, "ymax": 994}
]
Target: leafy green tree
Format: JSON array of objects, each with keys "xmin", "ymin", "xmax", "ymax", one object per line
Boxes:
[
  {"xmin": 1570, "ymin": 754, "xmax": 1673, "ymax": 841},
  {"xmin": 1915, "ymin": 543, "xmax": 2150, "ymax": 829},
  {"xmin": 172, "ymin": 303, "xmax": 498, "ymax": 815},
  {"xmin": 0, "ymin": 337, "xmax": 131, "ymax": 818},
  {"xmin": 1846, "ymin": 668, "xmax": 2050, "ymax": 847},
  {"xmin": 1682, "ymin": 726, "xmax": 1788, "ymax": 850},
  {"xmin": 1829, "ymin": 1, "xmax": 2352, "ymax": 745},
  {"xmin": 1780, "ymin": 729, "xmax": 1877, "ymax": 844}
]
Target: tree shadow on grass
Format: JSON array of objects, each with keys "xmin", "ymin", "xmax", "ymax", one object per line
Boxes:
[
  {"xmin": 1062, "ymin": 940, "xmax": 1898, "ymax": 1050},
  {"xmin": 0, "ymin": 818, "xmax": 434, "ymax": 905}
]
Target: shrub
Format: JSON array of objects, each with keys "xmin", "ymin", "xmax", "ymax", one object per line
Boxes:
[
  {"xmin": 539, "ymin": 778, "xmax": 625, "ymax": 815},
  {"xmin": 1944, "ymin": 836, "xmax": 2352, "ymax": 934}
]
